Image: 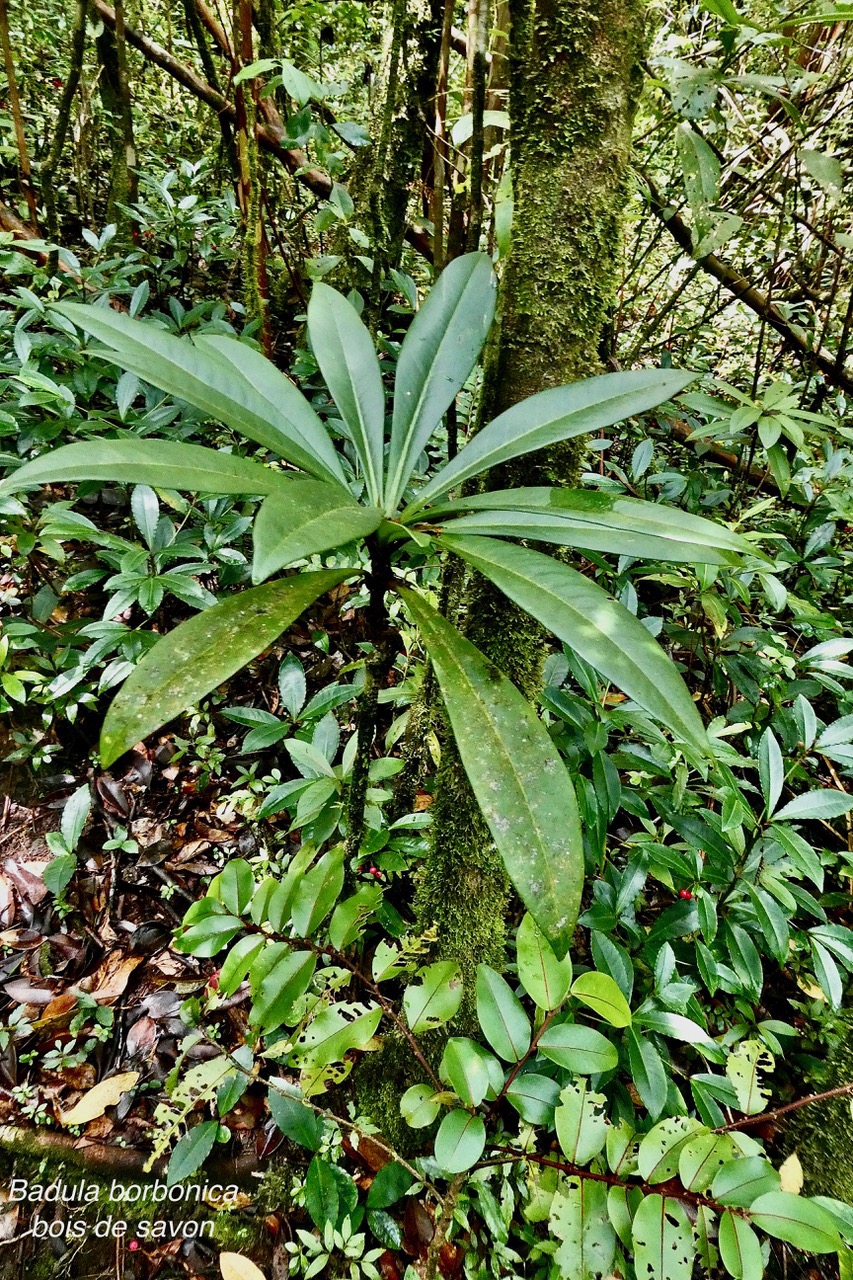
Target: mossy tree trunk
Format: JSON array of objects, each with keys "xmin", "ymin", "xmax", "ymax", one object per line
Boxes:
[
  {"xmin": 96, "ymin": 0, "xmax": 138, "ymax": 231},
  {"xmin": 415, "ymin": 0, "xmax": 646, "ymax": 1005},
  {"xmin": 350, "ymin": 0, "xmax": 443, "ymax": 306}
]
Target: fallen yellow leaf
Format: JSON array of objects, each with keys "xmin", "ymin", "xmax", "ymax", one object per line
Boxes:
[
  {"xmin": 220, "ymin": 1253, "xmax": 267, "ymax": 1280},
  {"xmin": 59, "ymin": 1071, "xmax": 140, "ymax": 1127},
  {"xmin": 779, "ymin": 1151, "xmax": 804, "ymax": 1194}
]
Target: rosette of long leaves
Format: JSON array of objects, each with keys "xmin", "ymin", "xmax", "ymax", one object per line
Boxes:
[{"xmin": 1, "ymin": 253, "xmax": 761, "ymax": 954}]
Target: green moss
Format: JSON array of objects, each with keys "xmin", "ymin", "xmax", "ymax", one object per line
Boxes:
[
  {"xmin": 787, "ymin": 1016, "xmax": 853, "ymax": 1203},
  {"xmin": 356, "ymin": 1031, "xmax": 437, "ymax": 1154}
]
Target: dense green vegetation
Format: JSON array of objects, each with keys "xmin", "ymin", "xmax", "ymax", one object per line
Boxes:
[{"xmin": 2, "ymin": 1, "xmax": 853, "ymax": 1277}]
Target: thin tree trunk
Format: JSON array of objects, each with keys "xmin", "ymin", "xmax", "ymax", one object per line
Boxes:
[
  {"xmin": 41, "ymin": 0, "xmax": 87, "ymax": 244},
  {"xmin": 0, "ymin": 0, "xmax": 38, "ymax": 226},
  {"xmin": 95, "ymin": 0, "xmax": 138, "ymax": 229},
  {"xmin": 354, "ymin": 0, "xmax": 443, "ymax": 307},
  {"xmin": 233, "ymin": 0, "xmax": 271, "ymax": 352}
]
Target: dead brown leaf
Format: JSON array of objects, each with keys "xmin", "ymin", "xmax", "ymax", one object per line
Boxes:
[{"xmin": 77, "ymin": 950, "xmax": 143, "ymax": 1002}]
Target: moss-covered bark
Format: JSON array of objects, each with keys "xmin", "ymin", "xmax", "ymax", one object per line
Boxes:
[
  {"xmin": 787, "ymin": 1016, "xmax": 853, "ymax": 1204},
  {"xmin": 415, "ymin": 0, "xmax": 646, "ymax": 1004},
  {"xmin": 349, "ymin": 0, "xmax": 443, "ymax": 298},
  {"xmin": 95, "ymin": 0, "xmax": 137, "ymax": 231}
]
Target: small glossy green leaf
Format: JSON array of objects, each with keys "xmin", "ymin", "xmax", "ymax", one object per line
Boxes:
[
  {"xmin": 367, "ymin": 1162, "xmax": 415, "ymax": 1209},
  {"xmin": 748, "ymin": 1192, "xmax": 842, "ymax": 1253},
  {"xmin": 172, "ymin": 900, "xmax": 243, "ymax": 957},
  {"xmin": 399, "ymin": 587, "xmax": 582, "ymax": 955},
  {"xmin": 555, "ymin": 1079, "xmax": 609, "ymax": 1165},
  {"xmin": 572, "ymin": 972, "xmax": 632, "ymax": 1028},
  {"xmin": 506, "ymin": 1073, "xmax": 561, "ymax": 1125},
  {"xmin": 719, "ymin": 1210, "xmax": 764, "ymax": 1280},
  {"xmin": 516, "ymin": 912, "xmax": 573, "ymax": 1010},
  {"xmin": 268, "ymin": 1079, "xmax": 325, "ymax": 1150},
  {"xmin": 712, "ymin": 1158, "xmax": 781, "ymax": 1207},
  {"xmin": 632, "ymin": 1194, "xmax": 695, "ymax": 1280},
  {"xmin": 403, "ymin": 961, "xmax": 464, "ymax": 1033},
  {"xmin": 218, "ymin": 935, "xmax": 266, "ymax": 998},
  {"xmin": 607, "ymin": 1184, "xmax": 643, "ymax": 1250},
  {"xmin": 678, "ymin": 1132, "xmax": 739, "ymax": 1192},
  {"xmin": 636, "ymin": 1009, "xmax": 724, "ymax": 1061},
  {"xmin": 409, "ymin": 368, "xmax": 696, "ymax": 513},
  {"xmin": 290, "ymin": 845, "xmax": 345, "ymax": 936},
  {"xmin": 758, "ymin": 728, "xmax": 784, "ymax": 816},
  {"xmin": 537, "ymin": 1022, "xmax": 619, "ymax": 1074},
  {"xmin": 445, "ymin": 537, "xmax": 708, "ymax": 755},
  {"xmin": 251, "ymin": 482, "xmax": 382, "ymax": 582},
  {"xmin": 100, "ymin": 570, "xmax": 350, "ymax": 766},
  {"xmin": 476, "ymin": 964, "xmax": 531, "ymax": 1062},
  {"xmin": 0, "ymin": 439, "xmax": 293, "ymax": 499},
  {"xmin": 385, "ymin": 252, "xmax": 497, "ymax": 510},
  {"xmin": 308, "ymin": 283, "xmax": 385, "ymax": 503},
  {"xmin": 167, "ymin": 1121, "xmax": 220, "ymax": 1185},
  {"xmin": 42, "ymin": 854, "xmax": 76, "ymax": 897},
  {"xmin": 637, "ymin": 1117, "xmax": 706, "ymax": 1184},
  {"xmin": 627, "ymin": 1027, "xmax": 668, "ymax": 1119},
  {"xmin": 434, "ymin": 1109, "xmax": 486, "ymax": 1174},
  {"xmin": 249, "ymin": 950, "xmax": 316, "ymax": 1032},
  {"xmin": 440, "ymin": 1037, "xmax": 503, "ymax": 1107},
  {"xmin": 209, "ymin": 859, "xmax": 255, "ymax": 915},
  {"xmin": 304, "ymin": 1155, "xmax": 357, "ymax": 1230},
  {"xmin": 400, "ymin": 1084, "xmax": 441, "ymax": 1129}
]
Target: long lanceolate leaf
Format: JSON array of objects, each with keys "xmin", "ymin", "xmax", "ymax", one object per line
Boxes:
[
  {"xmin": 192, "ymin": 334, "xmax": 348, "ymax": 487},
  {"xmin": 51, "ymin": 303, "xmax": 348, "ymax": 489},
  {"xmin": 100, "ymin": 570, "xmax": 353, "ymax": 767},
  {"xmin": 398, "ymin": 586, "xmax": 583, "ymax": 957},
  {"xmin": 443, "ymin": 536, "xmax": 709, "ymax": 756},
  {"xmin": 307, "ymin": 284, "xmax": 386, "ymax": 504},
  {"xmin": 251, "ymin": 481, "xmax": 383, "ymax": 583},
  {"xmin": 430, "ymin": 487, "xmax": 759, "ymax": 565},
  {"xmin": 404, "ymin": 369, "xmax": 697, "ymax": 515},
  {"xmin": 0, "ymin": 439, "xmax": 293, "ymax": 498},
  {"xmin": 384, "ymin": 253, "xmax": 497, "ymax": 512}
]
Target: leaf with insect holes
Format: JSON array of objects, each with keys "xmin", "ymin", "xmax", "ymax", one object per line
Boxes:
[
  {"xmin": 403, "ymin": 962, "xmax": 463, "ymax": 1033},
  {"xmin": 726, "ymin": 1039, "xmax": 773, "ymax": 1115}
]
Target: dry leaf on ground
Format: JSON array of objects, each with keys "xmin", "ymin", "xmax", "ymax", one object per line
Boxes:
[
  {"xmin": 59, "ymin": 1071, "xmax": 140, "ymax": 1126},
  {"xmin": 220, "ymin": 1253, "xmax": 267, "ymax": 1280}
]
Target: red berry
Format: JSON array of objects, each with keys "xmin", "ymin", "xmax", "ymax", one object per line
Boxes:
[
  {"xmin": 369, "ymin": 866, "xmax": 382, "ymax": 878},
  {"xmin": 129, "ymin": 1241, "xmax": 139, "ymax": 1251},
  {"xmin": 679, "ymin": 888, "xmax": 693, "ymax": 900}
]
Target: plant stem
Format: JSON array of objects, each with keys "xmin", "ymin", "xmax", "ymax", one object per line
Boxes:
[
  {"xmin": 345, "ymin": 538, "xmax": 393, "ymax": 861},
  {"xmin": 717, "ymin": 1079, "xmax": 853, "ymax": 1133}
]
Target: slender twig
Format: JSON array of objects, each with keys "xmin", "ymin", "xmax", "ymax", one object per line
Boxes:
[{"xmin": 717, "ymin": 1080, "xmax": 853, "ymax": 1133}]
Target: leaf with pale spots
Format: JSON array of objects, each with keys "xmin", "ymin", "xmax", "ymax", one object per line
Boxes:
[
  {"xmin": 100, "ymin": 570, "xmax": 352, "ymax": 766},
  {"xmin": 398, "ymin": 586, "xmax": 582, "ymax": 957}
]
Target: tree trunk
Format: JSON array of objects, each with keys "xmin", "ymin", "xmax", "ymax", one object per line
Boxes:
[
  {"xmin": 415, "ymin": 0, "xmax": 647, "ymax": 1006},
  {"xmin": 0, "ymin": 0, "xmax": 38, "ymax": 226},
  {"xmin": 352, "ymin": 0, "xmax": 443, "ymax": 306},
  {"xmin": 41, "ymin": 0, "xmax": 87, "ymax": 245},
  {"xmin": 95, "ymin": 0, "xmax": 138, "ymax": 229}
]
